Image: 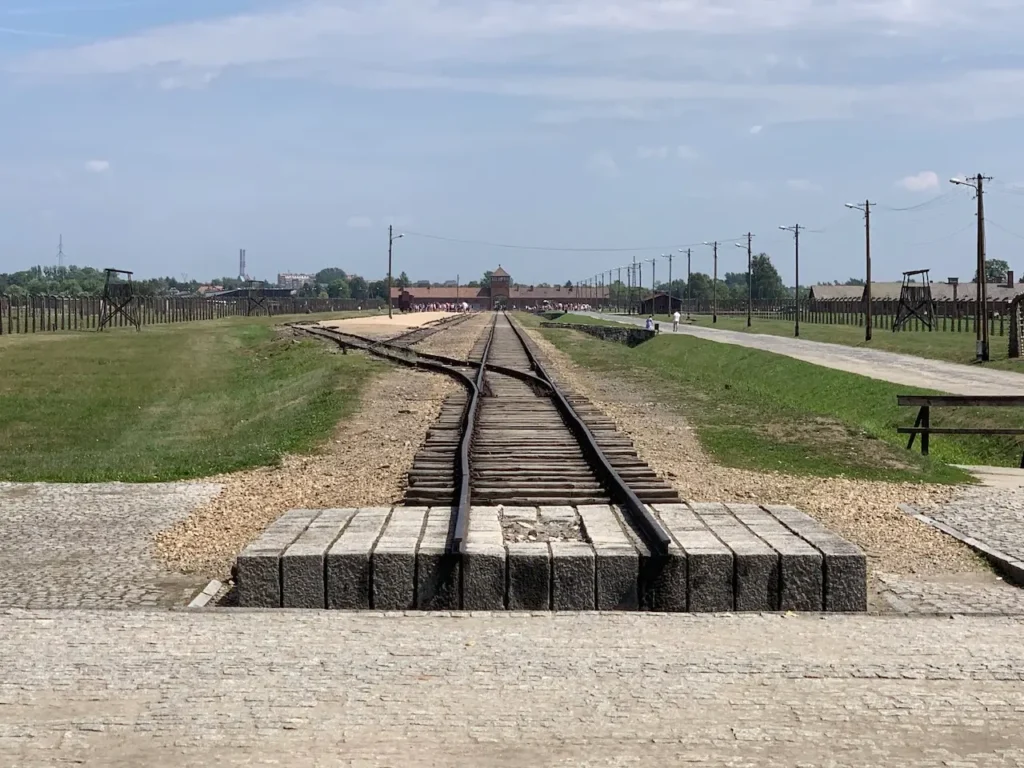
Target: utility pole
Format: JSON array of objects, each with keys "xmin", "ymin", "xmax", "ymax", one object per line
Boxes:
[
  {"xmin": 632, "ymin": 255, "xmax": 639, "ymax": 314},
  {"xmin": 779, "ymin": 224, "xmax": 803, "ymax": 337},
  {"xmin": 388, "ymin": 224, "xmax": 403, "ymax": 319},
  {"xmin": 845, "ymin": 200, "xmax": 874, "ymax": 341},
  {"xmin": 950, "ymin": 174, "xmax": 992, "ymax": 361},
  {"xmin": 703, "ymin": 241, "xmax": 719, "ymax": 322},
  {"xmin": 734, "ymin": 233, "xmax": 753, "ymax": 327},
  {"xmin": 680, "ymin": 248, "xmax": 691, "ymax": 319},
  {"xmin": 662, "ymin": 252, "xmax": 674, "ymax": 316},
  {"xmin": 616, "ymin": 266, "xmax": 622, "ymax": 312},
  {"xmin": 645, "ymin": 258, "xmax": 657, "ymax": 315},
  {"xmin": 456, "ymin": 273, "xmax": 460, "ymax": 305}
]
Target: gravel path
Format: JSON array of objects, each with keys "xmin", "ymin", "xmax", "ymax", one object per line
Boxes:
[
  {"xmin": 588, "ymin": 312, "xmax": 1024, "ymax": 395},
  {"xmin": 524, "ymin": 327, "xmax": 985, "ymax": 577},
  {"xmin": 155, "ymin": 317, "xmax": 489, "ymax": 580}
]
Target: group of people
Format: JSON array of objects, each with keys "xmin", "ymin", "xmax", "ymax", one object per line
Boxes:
[
  {"xmin": 407, "ymin": 302, "xmax": 472, "ymax": 313},
  {"xmin": 645, "ymin": 310, "xmax": 683, "ymax": 333}
]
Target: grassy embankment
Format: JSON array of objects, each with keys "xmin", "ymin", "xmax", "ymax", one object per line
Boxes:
[
  {"xmin": 522, "ymin": 313, "xmax": 1024, "ymax": 483},
  {"xmin": 0, "ymin": 311, "xmax": 381, "ymax": 482}
]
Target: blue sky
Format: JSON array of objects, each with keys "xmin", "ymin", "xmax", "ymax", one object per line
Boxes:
[{"xmin": 3, "ymin": 0, "xmax": 1024, "ymax": 287}]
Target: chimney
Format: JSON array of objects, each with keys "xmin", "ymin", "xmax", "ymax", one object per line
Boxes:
[{"xmin": 1008, "ymin": 270, "xmax": 1015, "ymax": 288}]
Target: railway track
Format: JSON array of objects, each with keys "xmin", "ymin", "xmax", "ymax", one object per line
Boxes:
[{"xmin": 296, "ymin": 311, "xmax": 676, "ymax": 556}]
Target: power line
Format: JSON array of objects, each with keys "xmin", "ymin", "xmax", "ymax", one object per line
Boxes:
[
  {"xmin": 402, "ymin": 229, "xmax": 744, "ymax": 253},
  {"xmin": 987, "ymin": 219, "xmax": 1024, "ymax": 241},
  {"xmin": 875, "ymin": 192, "xmax": 955, "ymax": 213}
]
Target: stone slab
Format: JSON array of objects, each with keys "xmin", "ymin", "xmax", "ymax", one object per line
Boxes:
[
  {"xmin": 325, "ymin": 508, "xmax": 392, "ymax": 609},
  {"xmin": 507, "ymin": 542, "xmax": 550, "ymax": 610},
  {"xmin": 236, "ymin": 509, "xmax": 321, "ymax": 608},
  {"xmin": 657, "ymin": 504, "xmax": 734, "ymax": 612},
  {"xmin": 766, "ymin": 505, "xmax": 867, "ymax": 612},
  {"xmin": 281, "ymin": 509, "xmax": 355, "ymax": 609},
  {"xmin": 694, "ymin": 503, "xmax": 779, "ymax": 612},
  {"xmin": 577, "ymin": 505, "xmax": 639, "ymax": 610},
  {"xmin": 550, "ymin": 541, "xmax": 596, "ymax": 610},
  {"xmin": 415, "ymin": 507, "xmax": 460, "ymax": 610},
  {"xmin": 726, "ymin": 503, "xmax": 823, "ymax": 611},
  {"xmin": 463, "ymin": 506, "xmax": 506, "ymax": 610},
  {"xmin": 372, "ymin": 507, "xmax": 428, "ymax": 610}
]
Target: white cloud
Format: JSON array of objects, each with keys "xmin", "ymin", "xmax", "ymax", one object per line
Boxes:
[
  {"xmin": 84, "ymin": 159, "xmax": 110, "ymax": 173},
  {"xmin": 786, "ymin": 178, "xmax": 822, "ymax": 192},
  {"xmin": 637, "ymin": 144, "xmax": 698, "ymax": 161},
  {"xmin": 159, "ymin": 71, "xmax": 217, "ymax": 90},
  {"xmin": 749, "ymin": 125, "xmax": 763, "ymax": 134},
  {"xmin": 636, "ymin": 145, "xmax": 669, "ymax": 160},
  {"xmin": 675, "ymin": 144, "xmax": 699, "ymax": 161},
  {"xmin": 897, "ymin": 171, "xmax": 940, "ymax": 192},
  {"xmin": 8, "ymin": 1, "xmax": 1024, "ymax": 125},
  {"xmin": 585, "ymin": 149, "xmax": 619, "ymax": 179},
  {"xmin": 346, "ymin": 215, "xmax": 373, "ymax": 228}
]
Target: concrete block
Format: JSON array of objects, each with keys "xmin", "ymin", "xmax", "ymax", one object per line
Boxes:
[
  {"xmin": 550, "ymin": 541, "xmax": 596, "ymax": 610},
  {"xmin": 618, "ymin": 505, "xmax": 686, "ymax": 612},
  {"xmin": 463, "ymin": 506, "xmax": 506, "ymax": 610},
  {"xmin": 538, "ymin": 506, "xmax": 577, "ymax": 524},
  {"xmin": 657, "ymin": 504, "xmax": 733, "ymax": 612},
  {"xmin": 325, "ymin": 508, "xmax": 392, "ymax": 609},
  {"xmin": 694, "ymin": 503, "xmax": 778, "ymax": 611},
  {"xmin": 236, "ymin": 509, "xmax": 321, "ymax": 608},
  {"xmin": 506, "ymin": 542, "xmax": 550, "ymax": 610},
  {"xmin": 727, "ymin": 503, "xmax": 823, "ymax": 611},
  {"xmin": 372, "ymin": 507, "xmax": 428, "ymax": 610},
  {"xmin": 415, "ymin": 507, "xmax": 460, "ymax": 610},
  {"xmin": 281, "ymin": 509, "xmax": 354, "ymax": 609},
  {"xmin": 765, "ymin": 505, "xmax": 867, "ymax": 612},
  {"xmin": 577, "ymin": 505, "xmax": 639, "ymax": 610},
  {"xmin": 501, "ymin": 506, "xmax": 539, "ymax": 523}
]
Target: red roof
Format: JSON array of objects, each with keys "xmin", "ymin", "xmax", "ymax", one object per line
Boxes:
[{"xmin": 492, "ymin": 266, "xmax": 510, "ymax": 277}]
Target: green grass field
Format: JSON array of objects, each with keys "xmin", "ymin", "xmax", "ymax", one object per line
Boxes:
[
  {"xmin": 0, "ymin": 312, "xmax": 381, "ymax": 482},
  {"xmin": 522, "ymin": 313, "xmax": 1024, "ymax": 483}
]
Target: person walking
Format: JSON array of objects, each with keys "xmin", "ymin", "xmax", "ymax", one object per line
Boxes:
[
  {"xmin": 645, "ymin": 315, "xmax": 654, "ymax": 331},
  {"xmin": 672, "ymin": 309, "xmax": 680, "ymax": 333}
]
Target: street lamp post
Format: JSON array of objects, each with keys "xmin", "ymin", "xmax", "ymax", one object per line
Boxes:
[
  {"xmin": 845, "ymin": 201, "xmax": 874, "ymax": 341},
  {"xmin": 662, "ymin": 252, "xmax": 674, "ymax": 317},
  {"xmin": 703, "ymin": 241, "xmax": 719, "ymax": 323},
  {"xmin": 779, "ymin": 225, "xmax": 802, "ymax": 337},
  {"xmin": 679, "ymin": 248, "xmax": 691, "ymax": 319},
  {"xmin": 950, "ymin": 174, "xmax": 992, "ymax": 362},
  {"xmin": 388, "ymin": 224, "xmax": 404, "ymax": 319},
  {"xmin": 734, "ymin": 233, "xmax": 753, "ymax": 327}
]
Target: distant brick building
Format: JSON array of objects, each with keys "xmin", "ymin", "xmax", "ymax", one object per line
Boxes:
[{"xmin": 391, "ymin": 265, "xmax": 609, "ymax": 310}]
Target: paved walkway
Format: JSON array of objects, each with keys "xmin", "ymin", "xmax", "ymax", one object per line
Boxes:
[
  {"xmin": 0, "ymin": 482, "xmax": 219, "ymax": 609},
  {"xmin": 2, "ymin": 610, "xmax": 1024, "ymax": 767},
  {"xmin": 590, "ymin": 313, "xmax": 1024, "ymax": 395}
]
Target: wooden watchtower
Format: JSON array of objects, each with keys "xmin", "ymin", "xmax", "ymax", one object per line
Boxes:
[
  {"xmin": 245, "ymin": 280, "xmax": 268, "ymax": 316},
  {"xmin": 893, "ymin": 269, "xmax": 936, "ymax": 331},
  {"xmin": 98, "ymin": 268, "xmax": 141, "ymax": 331}
]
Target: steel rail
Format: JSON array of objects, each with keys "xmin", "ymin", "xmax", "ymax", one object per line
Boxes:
[
  {"xmin": 501, "ymin": 312, "xmax": 673, "ymax": 556},
  {"xmin": 449, "ymin": 313, "xmax": 497, "ymax": 554}
]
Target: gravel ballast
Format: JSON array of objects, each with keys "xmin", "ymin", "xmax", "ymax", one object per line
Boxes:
[
  {"xmin": 523, "ymin": 327, "xmax": 986, "ymax": 576},
  {"xmin": 154, "ymin": 318, "xmax": 489, "ymax": 579}
]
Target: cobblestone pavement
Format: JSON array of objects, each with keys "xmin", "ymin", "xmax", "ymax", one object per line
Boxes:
[
  {"xmin": 589, "ymin": 312, "xmax": 1024, "ymax": 395},
  {"xmin": 2, "ymin": 610, "xmax": 1024, "ymax": 767},
  {"xmin": 875, "ymin": 571, "xmax": 1024, "ymax": 614},
  {"xmin": 0, "ymin": 483, "xmax": 220, "ymax": 609},
  {"xmin": 912, "ymin": 485, "xmax": 1024, "ymax": 564}
]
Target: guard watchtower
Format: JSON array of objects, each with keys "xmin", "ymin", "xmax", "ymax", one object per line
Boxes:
[
  {"xmin": 893, "ymin": 269, "xmax": 937, "ymax": 331},
  {"xmin": 98, "ymin": 268, "xmax": 140, "ymax": 331},
  {"xmin": 489, "ymin": 266, "xmax": 511, "ymax": 309}
]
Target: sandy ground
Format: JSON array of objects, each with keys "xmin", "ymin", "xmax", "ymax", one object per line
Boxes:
[
  {"xmin": 320, "ymin": 311, "xmax": 458, "ymax": 336},
  {"xmin": 523, "ymin": 326, "xmax": 986, "ymax": 577}
]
